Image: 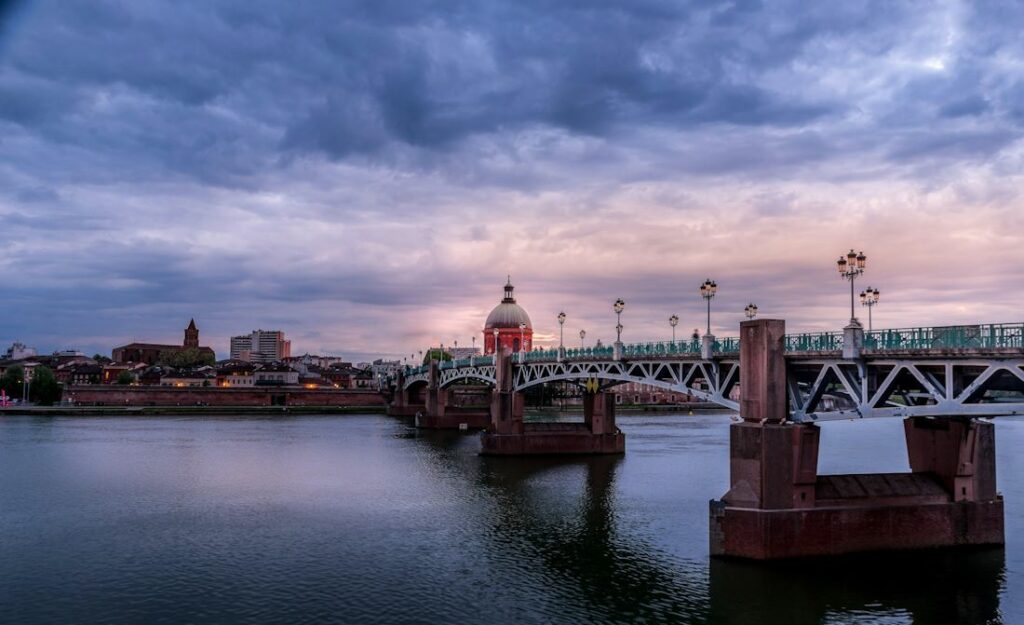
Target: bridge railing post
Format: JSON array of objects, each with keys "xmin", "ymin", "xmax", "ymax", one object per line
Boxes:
[
  {"xmin": 843, "ymin": 321, "xmax": 864, "ymax": 359},
  {"xmin": 701, "ymin": 334, "xmax": 715, "ymax": 360}
]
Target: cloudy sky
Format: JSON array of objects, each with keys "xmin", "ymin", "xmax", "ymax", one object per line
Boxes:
[{"xmin": 1, "ymin": 0, "xmax": 1023, "ymax": 361}]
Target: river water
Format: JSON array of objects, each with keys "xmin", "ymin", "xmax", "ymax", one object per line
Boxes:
[{"xmin": 0, "ymin": 413, "xmax": 1020, "ymax": 624}]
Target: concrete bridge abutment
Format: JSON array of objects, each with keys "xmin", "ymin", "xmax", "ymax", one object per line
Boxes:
[
  {"xmin": 480, "ymin": 349, "xmax": 624, "ymax": 455},
  {"xmin": 710, "ymin": 319, "xmax": 1004, "ymax": 560}
]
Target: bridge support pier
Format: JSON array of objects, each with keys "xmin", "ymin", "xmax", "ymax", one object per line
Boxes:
[
  {"xmin": 415, "ymin": 361, "xmax": 490, "ymax": 430},
  {"xmin": 387, "ymin": 370, "xmax": 425, "ymax": 417},
  {"xmin": 480, "ymin": 349, "xmax": 624, "ymax": 455},
  {"xmin": 710, "ymin": 319, "xmax": 1004, "ymax": 560}
]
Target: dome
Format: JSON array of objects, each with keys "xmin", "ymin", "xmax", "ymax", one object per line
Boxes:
[{"xmin": 484, "ymin": 279, "xmax": 532, "ymax": 329}]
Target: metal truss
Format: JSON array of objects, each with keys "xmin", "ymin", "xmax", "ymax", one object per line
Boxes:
[
  {"xmin": 509, "ymin": 359, "xmax": 740, "ymax": 410},
  {"xmin": 403, "ymin": 364, "xmax": 497, "ymax": 389},
  {"xmin": 789, "ymin": 358, "xmax": 1024, "ymax": 422},
  {"xmin": 439, "ymin": 364, "xmax": 496, "ymax": 387},
  {"xmin": 401, "ymin": 355, "xmax": 1024, "ymax": 423}
]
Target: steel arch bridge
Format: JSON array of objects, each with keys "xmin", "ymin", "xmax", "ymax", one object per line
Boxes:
[{"xmin": 399, "ymin": 322, "xmax": 1024, "ymax": 423}]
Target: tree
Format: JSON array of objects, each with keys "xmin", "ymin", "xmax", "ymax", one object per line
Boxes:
[
  {"xmin": 29, "ymin": 366, "xmax": 61, "ymax": 406},
  {"xmin": 421, "ymin": 348, "xmax": 452, "ymax": 364},
  {"xmin": 158, "ymin": 348, "xmax": 215, "ymax": 368},
  {"xmin": 116, "ymin": 370, "xmax": 134, "ymax": 385},
  {"xmin": 1, "ymin": 365, "xmax": 24, "ymax": 399},
  {"xmin": 93, "ymin": 354, "xmax": 112, "ymax": 364}
]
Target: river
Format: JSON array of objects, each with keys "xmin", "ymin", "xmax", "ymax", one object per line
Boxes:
[{"xmin": 0, "ymin": 413, "xmax": 1020, "ymax": 624}]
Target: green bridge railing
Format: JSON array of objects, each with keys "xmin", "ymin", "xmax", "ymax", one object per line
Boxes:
[{"xmin": 398, "ymin": 323, "xmax": 1024, "ymax": 376}]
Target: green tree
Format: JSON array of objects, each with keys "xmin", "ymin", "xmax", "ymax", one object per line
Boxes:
[
  {"xmin": 1, "ymin": 365, "xmax": 24, "ymax": 399},
  {"xmin": 116, "ymin": 370, "xmax": 134, "ymax": 385},
  {"xmin": 421, "ymin": 348, "xmax": 452, "ymax": 365},
  {"xmin": 29, "ymin": 366, "xmax": 62, "ymax": 406},
  {"xmin": 158, "ymin": 348, "xmax": 215, "ymax": 368}
]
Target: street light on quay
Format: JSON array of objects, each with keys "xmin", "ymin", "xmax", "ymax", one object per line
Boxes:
[
  {"xmin": 745, "ymin": 303, "xmax": 758, "ymax": 320},
  {"xmin": 837, "ymin": 249, "xmax": 867, "ymax": 325},
  {"xmin": 518, "ymin": 322, "xmax": 527, "ymax": 352},
  {"xmin": 860, "ymin": 286, "xmax": 880, "ymax": 331},
  {"xmin": 669, "ymin": 314, "xmax": 679, "ymax": 342},
  {"xmin": 700, "ymin": 279, "xmax": 717, "ymax": 336},
  {"xmin": 557, "ymin": 311, "xmax": 566, "ymax": 348},
  {"xmin": 579, "ymin": 329, "xmax": 586, "ymax": 349}
]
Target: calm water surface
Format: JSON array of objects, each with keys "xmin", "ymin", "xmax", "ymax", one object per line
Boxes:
[{"xmin": 1, "ymin": 413, "xmax": 1021, "ymax": 624}]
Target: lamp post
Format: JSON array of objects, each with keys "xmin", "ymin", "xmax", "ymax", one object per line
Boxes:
[
  {"xmin": 579, "ymin": 329, "xmax": 586, "ymax": 349},
  {"xmin": 557, "ymin": 311, "xmax": 567, "ymax": 361},
  {"xmin": 745, "ymin": 303, "xmax": 758, "ymax": 320},
  {"xmin": 837, "ymin": 249, "xmax": 867, "ymax": 325},
  {"xmin": 837, "ymin": 249, "xmax": 867, "ymax": 358},
  {"xmin": 669, "ymin": 314, "xmax": 679, "ymax": 342},
  {"xmin": 613, "ymin": 298, "xmax": 625, "ymax": 360},
  {"xmin": 518, "ymin": 322, "xmax": 527, "ymax": 363},
  {"xmin": 699, "ymin": 279, "xmax": 717, "ymax": 359},
  {"xmin": 492, "ymin": 328, "xmax": 499, "ymax": 354},
  {"xmin": 860, "ymin": 286, "xmax": 880, "ymax": 331},
  {"xmin": 699, "ymin": 279, "xmax": 717, "ymax": 335}
]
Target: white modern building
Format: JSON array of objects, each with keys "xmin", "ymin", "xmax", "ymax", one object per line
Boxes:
[{"xmin": 230, "ymin": 330, "xmax": 291, "ymax": 363}]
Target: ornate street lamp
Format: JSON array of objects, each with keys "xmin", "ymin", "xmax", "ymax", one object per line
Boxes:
[
  {"xmin": 745, "ymin": 303, "xmax": 758, "ymax": 320},
  {"xmin": 518, "ymin": 322, "xmax": 527, "ymax": 352},
  {"xmin": 579, "ymin": 329, "xmax": 586, "ymax": 349},
  {"xmin": 613, "ymin": 298, "xmax": 625, "ymax": 343},
  {"xmin": 860, "ymin": 286, "xmax": 880, "ymax": 331},
  {"xmin": 557, "ymin": 311, "xmax": 566, "ymax": 348},
  {"xmin": 492, "ymin": 328, "xmax": 499, "ymax": 353},
  {"xmin": 699, "ymin": 279, "xmax": 717, "ymax": 336},
  {"xmin": 669, "ymin": 314, "xmax": 679, "ymax": 342},
  {"xmin": 837, "ymin": 249, "xmax": 867, "ymax": 325}
]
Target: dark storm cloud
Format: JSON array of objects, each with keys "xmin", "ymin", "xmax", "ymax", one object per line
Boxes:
[{"xmin": 2, "ymin": 0, "xmax": 1024, "ymax": 357}]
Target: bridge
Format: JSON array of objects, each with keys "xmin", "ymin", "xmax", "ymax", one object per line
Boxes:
[
  {"xmin": 387, "ymin": 318, "xmax": 1013, "ymax": 561},
  {"xmin": 395, "ymin": 321, "xmax": 1024, "ymax": 422}
]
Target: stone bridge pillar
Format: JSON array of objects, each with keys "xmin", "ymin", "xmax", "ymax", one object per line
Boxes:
[
  {"xmin": 489, "ymin": 347, "xmax": 523, "ymax": 435},
  {"xmin": 711, "ymin": 318, "xmax": 1004, "ymax": 560},
  {"xmin": 387, "ymin": 369, "xmax": 426, "ymax": 417},
  {"xmin": 425, "ymin": 360, "xmax": 447, "ymax": 420},
  {"xmin": 480, "ymin": 350, "xmax": 623, "ymax": 455},
  {"xmin": 413, "ymin": 360, "xmax": 491, "ymax": 430},
  {"xmin": 584, "ymin": 392, "xmax": 616, "ymax": 435},
  {"xmin": 905, "ymin": 417, "xmax": 997, "ymax": 503}
]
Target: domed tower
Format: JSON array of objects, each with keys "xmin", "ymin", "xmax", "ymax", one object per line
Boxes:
[{"xmin": 484, "ymin": 277, "xmax": 533, "ymax": 354}]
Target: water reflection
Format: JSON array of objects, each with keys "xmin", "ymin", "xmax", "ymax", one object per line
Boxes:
[
  {"xmin": 410, "ymin": 422, "xmax": 1007, "ymax": 625},
  {"xmin": 709, "ymin": 549, "xmax": 1005, "ymax": 625},
  {"xmin": 472, "ymin": 454, "xmax": 711, "ymax": 622}
]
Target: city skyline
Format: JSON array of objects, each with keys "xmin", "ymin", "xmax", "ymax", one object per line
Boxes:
[{"xmin": 2, "ymin": 1, "xmax": 1023, "ymax": 361}]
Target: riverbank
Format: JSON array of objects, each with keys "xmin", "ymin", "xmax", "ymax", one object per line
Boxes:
[
  {"xmin": 526, "ymin": 402, "xmax": 733, "ymax": 414},
  {"xmin": 0, "ymin": 405, "xmax": 388, "ymax": 417}
]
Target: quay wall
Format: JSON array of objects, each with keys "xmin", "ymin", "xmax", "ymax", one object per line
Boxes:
[{"xmin": 64, "ymin": 385, "xmax": 386, "ymax": 408}]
